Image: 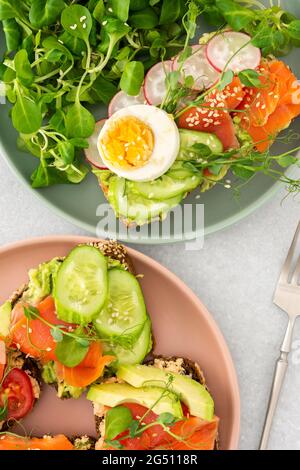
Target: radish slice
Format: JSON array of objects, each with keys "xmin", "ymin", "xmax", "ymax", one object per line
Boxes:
[
  {"xmin": 173, "ymin": 45, "xmax": 220, "ymax": 91},
  {"xmin": 85, "ymin": 119, "xmax": 108, "ymax": 170},
  {"xmin": 108, "ymin": 89, "xmax": 146, "ymax": 117},
  {"xmin": 206, "ymin": 31, "xmax": 261, "ymax": 73},
  {"xmin": 144, "ymin": 60, "xmax": 173, "ymax": 106}
]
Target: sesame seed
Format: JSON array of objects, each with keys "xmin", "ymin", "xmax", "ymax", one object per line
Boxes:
[
  {"xmin": 102, "ymin": 20, "xmax": 108, "ymax": 26},
  {"xmin": 256, "ymin": 102, "xmax": 261, "ymax": 108},
  {"xmin": 70, "ymin": 24, "xmax": 77, "ymax": 30},
  {"xmin": 224, "ymin": 184, "xmax": 231, "ymax": 189},
  {"xmin": 80, "ymin": 16, "xmax": 87, "ymax": 22},
  {"xmin": 261, "ymin": 104, "xmax": 266, "ymax": 109},
  {"xmin": 83, "ymin": 23, "xmax": 87, "ymax": 29}
]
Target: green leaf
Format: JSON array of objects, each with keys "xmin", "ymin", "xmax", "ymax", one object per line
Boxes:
[
  {"xmin": 120, "ymin": 61, "xmax": 144, "ymax": 96},
  {"xmin": 232, "ymin": 165, "xmax": 255, "ymax": 180},
  {"xmin": 57, "ymin": 141, "xmax": 75, "ymax": 165},
  {"xmin": 49, "ymin": 109, "xmax": 66, "ymax": 133},
  {"xmin": 2, "ymin": 18, "xmax": 21, "ymax": 52},
  {"xmin": 65, "ymin": 102, "xmax": 95, "ymax": 138},
  {"xmin": 29, "ymin": 0, "xmax": 65, "ymax": 28},
  {"xmin": 111, "ymin": 0, "xmax": 130, "ymax": 22},
  {"xmin": 159, "ymin": 0, "xmax": 181, "ymax": 25},
  {"xmin": 55, "ymin": 334, "xmax": 89, "ymax": 367},
  {"xmin": 217, "ymin": 69, "xmax": 234, "ymax": 91},
  {"xmin": 157, "ymin": 412, "xmax": 176, "ymax": 425},
  {"xmin": 61, "ymin": 5, "xmax": 92, "ymax": 41},
  {"xmin": 105, "ymin": 406, "xmax": 133, "ymax": 440},
  {"xmin": 12, "ymin": 95, "xmax": 42, "ymax": 135},
  {"xmin": 14, "ymin": 50, "xmax": 34, "ymax": 87},
  {"xmin": 23, "ymin": 305, "xmax": 40, "ymax": 321},
  {"xmin": 129, "ymin": 420, "xmax": 139, "ymax": 437},
  {"xmin": 191, "ymin": 143, "xmax": 213, "ymax": 158},
  {"xmin": 93, "ymin": 0, "xmax": 105, "ymax": 23},
  {"xmin": 287, "ymin": 20, "xmax": 300, "ymax": 41},
  {"xmin": 130, "ymin": 0, "xmax": 148, "ymax": 11},
  {"xmin": 31, "ymin": 164, "xmax": 76, "ymax": 188},
  {"xmin": 129, "ymin": 7, "xmax": 159, "ymax": 30},
  {"xmin": 0, "ymin": 396, "xmax": 8, "ymax": 421},
  {"xmin": 90, "ymin": 76, "xmax": 118, "ymax": 104},
  {"xmin": 59, "ymin": 32, "xmax": 86, "ymax": 56},
  {"xmin": 104, "ymin": 439, "xmax": 123, "ymax": 449},
  {"xmin": 277, "ymin": 155, "xmax": 297, "ymax": 168},
  {"xmin": 215, "ymin": 0, "xmax": 255, "ymax": 31},
  {"xmin": 238, "ymin": 69, "xmax": 261, "ymax": 88},
  {"xmin": 51, "ymin": 327, "xmax": 64, "ymax": 343},
  {"xmin": 0, "ymin": 0, "xmax": 22, "ymax": 20}
]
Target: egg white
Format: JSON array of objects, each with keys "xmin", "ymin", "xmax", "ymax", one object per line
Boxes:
[{"xmin": 98, "ymin": 105, "xmax": 180, "ymax": 182}]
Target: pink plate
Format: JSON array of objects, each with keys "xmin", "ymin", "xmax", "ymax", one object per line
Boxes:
[{"xmin": 0, "ymin": 236, "xmax": 240, "ymax": 450}]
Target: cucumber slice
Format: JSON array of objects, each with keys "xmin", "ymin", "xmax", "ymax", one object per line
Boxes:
[
  {"xmin": 103, "ymin": 317, "xmax": 153, "ymax": 370},
  {"xmin": 108, "ymin": 177, "xmax": 183, "ymax": 225},
  {"xmin": 128, "ymin": 163, "xmax": 202, "ymax": 200},
  {"xmin": 94, "ymin": 268, "xmax": 147, "ymax": 338},
  {"xmin": 54, "ymin": 246, "xmax": 108, "ymax": 324},
  {"xmin": 178, "ymin": 129, "xmax": 223, "ymax": 161}
]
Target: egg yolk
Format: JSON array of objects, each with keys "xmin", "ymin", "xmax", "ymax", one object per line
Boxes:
[{"xmin": 100, "ymin": 116, "xmax": 154, "ymax": 169}]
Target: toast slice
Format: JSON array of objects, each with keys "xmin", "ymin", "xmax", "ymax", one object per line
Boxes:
[{"xmin": 92, "ymin": 355, "xmax": 219, "ymax": 450}]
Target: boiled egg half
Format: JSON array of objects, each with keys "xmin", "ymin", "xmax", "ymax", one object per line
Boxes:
[{"xmin": 98, "ymin": 105, "xmax": 180, "ymax": 182}]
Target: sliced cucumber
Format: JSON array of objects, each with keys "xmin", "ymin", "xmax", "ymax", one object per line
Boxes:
[
  {"xmin": 178, "ymin": 129, "xmax": 223, "ymax": 161},
  {"xmin": 54, "ymin": 245, "xmax": 108, "ymax": 324},
  {"xmin": 108, "ymin": 177, "xmax": 183, "ymax": 225},
  {"xmin": 128, "ymin": 163, "xmax": 202, "ymax": 200},
  {"xmin": 94, "ymin": 268, "xmax": 147, "ymax": 338},
  {"xmin": 102, "ymin": 317, "xmax": 153, "ymax": 370}
]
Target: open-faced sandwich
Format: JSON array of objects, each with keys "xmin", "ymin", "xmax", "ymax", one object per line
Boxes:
[
  {"xmin": 88, "ymin": 355, "xmax": 219, "ymax": 451},
  {"xmin": 0, "ymin": 240, "xmax": 220, "ymax": 451},
  {"xmin": 86, "ymin": 27, "xmax": 300, "ymax": 226}
]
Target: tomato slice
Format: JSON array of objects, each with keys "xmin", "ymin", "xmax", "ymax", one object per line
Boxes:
[
  {"xmin": 56, "ymin": 341, "xmax": 114, "ymax": 388},
  {"xmin": 1, "ymin": 368, "xmax": 34, "ymax": 420},
  {"xmin": 0, "ymin": 434, "xmax": 74, "ymax": 450},
  {"xmin": 11, "ymin": 297, "xmax": 73, "ymax": 363}
]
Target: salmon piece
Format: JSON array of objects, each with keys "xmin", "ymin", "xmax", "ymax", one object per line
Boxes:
[
  {"xmin": 178, "ymin": 106, "xmax": 239, "ymax": 150},
  {"xmin": 56, "ymin": 341, "xmax": 114, "ymax": 388},
  {"xmin": 239, "ymin": 60, "xmax": 300, "ymax": 151},
  {"xmin": 154, "ymin": 417, "xmax": 219, "ymax": 451},
  {"xmin": 245, "ymin": 104, "xmax": 295, "ymax": 153},
  {"xmin": 11, "ymin": 297, "xmax": 73, "ymax": 363},
  {"xmin": 237, "ymin": 73, "xmax": 280, "ymax": 127},
  {"xmin": 0, "ymin": 435, "xmax": 74, "ymax": 450},
  {"xmin": 209, "ymin": 76, "xmax": 246, "ymax": 110}
]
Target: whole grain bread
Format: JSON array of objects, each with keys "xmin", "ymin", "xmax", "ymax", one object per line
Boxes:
[{"xmin": 93, "ymin": 355, "xmax": 219, "ymax": 450}]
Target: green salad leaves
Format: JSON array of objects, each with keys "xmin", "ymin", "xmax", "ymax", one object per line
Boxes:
[{"xmin": 0, "ymin": 0, "xmax": 190, "ymax": 187}]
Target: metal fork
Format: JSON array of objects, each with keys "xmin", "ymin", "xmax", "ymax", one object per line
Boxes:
[{"xmin": 259, "ymin": 222, "xmax": 300, "ymax": 450}]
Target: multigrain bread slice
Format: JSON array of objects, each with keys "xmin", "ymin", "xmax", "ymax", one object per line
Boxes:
[{"xmin": 92, "ymin": 355, "xmax": 219, "ymax": 450}]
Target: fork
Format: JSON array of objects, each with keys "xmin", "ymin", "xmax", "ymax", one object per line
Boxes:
[{"xmin": 259, "ymin": 222, "xmax": 300, "ymax": 450}]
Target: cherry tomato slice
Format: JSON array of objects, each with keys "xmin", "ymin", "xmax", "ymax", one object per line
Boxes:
[{"xmin": 1, "ymin": 368, "xmax": 34, "ymax": 420}]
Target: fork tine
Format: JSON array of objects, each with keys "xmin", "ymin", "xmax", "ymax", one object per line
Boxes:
[
  {"xmin": 278, "ymin": 222, "xmax": 300, "ymax": 284},
  {"xmin": 291, "ymin": 254, "xmax": 300, "ymax": 285}
]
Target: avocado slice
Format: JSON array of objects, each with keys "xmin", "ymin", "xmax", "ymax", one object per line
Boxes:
[
  {"xmin": 117, "ymin": 364, "xmax": 214, "ymax": 421},
  {"xmin": 0, "ymin": 301, "xmax": 12, "ymax": 338},
  {"xmin": 87, "ymin": 383, "xmax": 183, "ymax": 418}
]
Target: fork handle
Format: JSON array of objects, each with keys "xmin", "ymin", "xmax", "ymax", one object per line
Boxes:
[{"xmin": 259, "ymin": 317, "xmax": 296, "ymax": 450}]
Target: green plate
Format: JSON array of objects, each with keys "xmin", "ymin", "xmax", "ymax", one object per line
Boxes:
[{"xmin": 0, "ymin": 0, "xmax": 299, "ymax": 244}]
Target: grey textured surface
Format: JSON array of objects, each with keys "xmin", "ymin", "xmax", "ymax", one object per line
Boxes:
[{"xmin": 1, "ymin": 155, "xmax": 300, "ymax": 450}]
